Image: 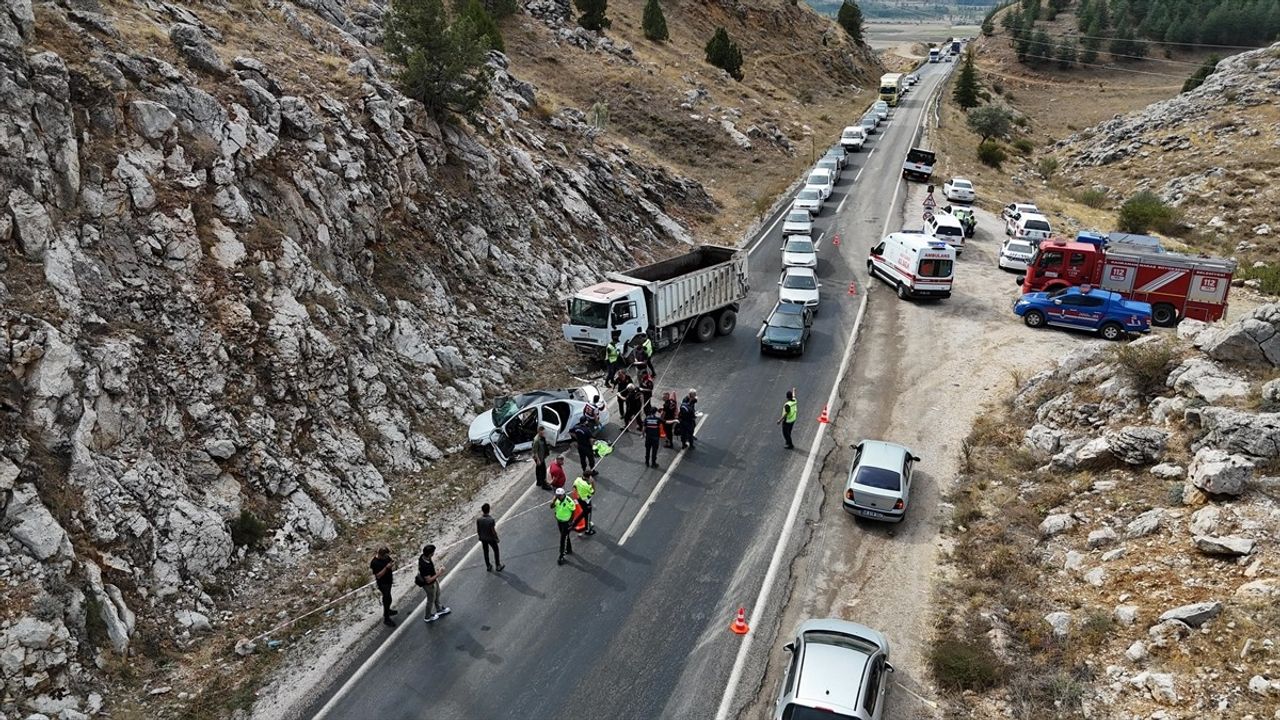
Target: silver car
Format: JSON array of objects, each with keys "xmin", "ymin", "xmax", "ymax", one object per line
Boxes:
[
  {"xmin": 783, "ymin": 209, "xmax": 814, "ymax": 236},
  {"xmin": 871, "ymin": 100, "xmax": 889, "ymax": 121},
  {"xmin": 774, "ymin": 618, "xmax": 894, "ymax": 720},
  {"xmin": 842, "ymin": 440, "xmax": 918, "ymax": 523}
]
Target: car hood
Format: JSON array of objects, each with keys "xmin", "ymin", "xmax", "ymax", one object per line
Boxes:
[
  {"xmin": 764, "ymin": 326, "xmax": 804, "ymax": 343},
  {"xmin": 1019, "ymin": 292, "xmax": 1049, "ymax": 303},
  {"xmin": 780, "ymin": 288, "xmax": 819, "ymax": 304},
  {"xmin": 783, "ymin": 221, "xmax": 811, "ymax": 232},
  {"xmin": 783, "ymin": 251, "xmax": 816, "ymax": 265},
  {"xmin": 468, "ymin": 411, "xmax": 497, "ymax": 445}
]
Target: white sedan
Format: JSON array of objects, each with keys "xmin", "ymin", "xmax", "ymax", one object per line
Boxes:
[
  {"xmin": 804, "ymin": 169, "xmax": 834, "ymax": 201},
  {"xmin": 943, "ymin": 177, "xmax": 975, "ymax": 203},
  {"xmin": 783, "ymin": 209, "xmax": 813, "ymax": 236},
  {"xmin": 792, "ymin": 188, "xmax": 823, "ymax": 215},
  {"xmin": 468, "ymin": 385, "xmax": 608, "ymax": 466},
  {"xmin": 781, "ymin": 235, "xmax": 818, "ymax": 268},
  {"xmin": 1002, "ymin": 202, "xmax": 1041, "ymax": 222},
  {"xmin": 778, "ymin": 267, "xmax": 821, "ymax": 310}
]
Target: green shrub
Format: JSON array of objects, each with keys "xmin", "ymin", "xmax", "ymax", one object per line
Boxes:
[
  {"xmin": 1036, "ymin": 156, "xmax": 1059, "ymax": 179},
  {"xmin": 1117, "ymin": 190, "xmax": 1181, "ymax": 234},
  {"xmin": 1013, "ymin": 137, "xmax": 1035, "ymax": 155},
  {"xmin": 1075, "ymin": 188, "xmax": 1108, "ymax": 208},
  {"xmin": 230, "ymin": 510, "xmax": 270, "ymax": 548},
  {"xmin": 930, "ymin": 635, "xmax": 1005, "ymax": 692},
  {"xmin": 574, "ymin": 0, "xmax": 610, "ymax": 31},
  {"xmin": 977, "ymin": 141, "xmax": 1007, "ymax": 168},
  {"xmin": 1112, "ymin": 341, "xmax": 1176, "ymax": 396},
  {"xmin": 641, "ymin": 0, "xmax": 668, "ymax": 42},
  {"xmin": 705, "ymin": 27, "xmax": 744, "ymax": 80},
  {"xmin": 460, "ymin": 0, "xmax": 503, "ymax": 52},
  {"xmin": 1237, "ymin": 262, "xmax": 1280, "ymax": 295}
]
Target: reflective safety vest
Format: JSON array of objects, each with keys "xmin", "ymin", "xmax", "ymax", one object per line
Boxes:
[
  {"xmin": 784, "ymin": 399, "xmax": 798, "ymax": 423},
  {"xmin": 642, "ymin": 339, "xmax": 653, "ymax": 357},
  {"xmin": 554, "ymin": 497, "xmax": 577, "ymax": 522},
  {"xmin": 605, "ymin": 343, "xmax": 620, "ymax": 363},
  {"xmin": 574, "ymin": 477, "xmax": 595, "ymax": 502},
  {"xmin": 593, "ymin": 440, "xmax": 613, "ymax": 458}
]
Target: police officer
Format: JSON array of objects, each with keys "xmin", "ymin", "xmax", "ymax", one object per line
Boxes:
[
  {"xmin": 661, "ymin": 391, "xmax": 678, "ymax": 449},
  {"xmin": 551, "ymin": 488, "xmax": 578, "ymax": 565},
  {"xmin": 777, "ymin": 388, "xmax": 798, "ymax": 449},
  {"xmin": 643, "ymin": 405, "xmax": 662, "ymax": 467},
  {"xmin": 604, "ymin": 333, "xmax": 622, "ymax": 388},
  {"xmin": 573, "ymin": 472, "xmax": 597, "ymax": 536},
  {"xmin": 678, "ymin": 393, "xmax": 697, "ymax": 449},
  {"xmin": 571, "ymin": 419, "xmax": 594, "ymax": 473}
]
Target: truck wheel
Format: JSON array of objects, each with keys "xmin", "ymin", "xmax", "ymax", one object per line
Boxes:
[
  {"xmin": 1152, "ymin": 304, "xmax": 1178, "ymax": 327},
  {"xmin": 1100, "ymin": 322, "xmax": 1125, "ymax": 341},
  {"xmin": 716, "ymin": 310, "xmax": 737, "ymax": 336},
  {"xmin": 693, "ymin": 316, "xmax": 716, "ymax": 343},
  {"xmin": 1023, "ymin": 310, "xmax": 1046, "ymax": 328},
  {"xmin": 896, "ymin": 283, "xmax": 909, "ymax": 300}
]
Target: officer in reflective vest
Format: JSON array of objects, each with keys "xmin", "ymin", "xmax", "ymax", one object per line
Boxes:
[
  {"xmin": 604, "ymin": 335, "xmax": 622, "ymax": 387},
  {"xmin": 635, "ymin": 332, "xmax": 656, "ymax": 375},
  {"xmin": 551, "ymin": 488, "xmax": 578, "ymax": 565},
  {"xmin": 573, "ymin": 472, "xmax": 597, "ymax": 536},
  {"xmin": 777, "ymin": 388, "xmax": 798, "ymax": 450}
]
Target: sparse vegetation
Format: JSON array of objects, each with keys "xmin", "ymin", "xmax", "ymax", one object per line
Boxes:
[
  {"xmin": 1036, "ymin": 156, "xmax": 1059, "ymax": 179},
  {"xmin": 384, "ymin": 0, "xmax": 491, "ymax": 117},
  {"xmin": 1117, "ymin": 190, "xmax": 1181, "ymax": 234},
  {"xmin": 1012, "ymin": 137, "xmax": 1035, "ymax": 155},
  {"xmin": 574, "ymin": 0, "xmax": 610, "ymax": 32},
  {"xmin": 641, "ymin": 0, "xmax": 668, "ymax": 42},
  {"xmin": 967, "ymin": 105, "xmax": 1012, "ymax": 143},
  {"xmin": 1182, "ymin": 54, "xmax": 1221, "ymax": 93},
  {"xmin": 1112, "ymin": 340, "xmax": 1177, "ymax": 396},
  {"xmin": 1237, "ymin": 262, "xmax": 1280, "ymax": 295},
  {"xmin": 977, "ymin": 141, "xmax": 1007, "ymax": 168},
  {"xmin": 705, "ymin": 27, "xmax": 744, "ymax": 81},
  {"xmin": 930, "ymin": 634, "xmax": 1005, "ymax": 692},
  {"xmin": 1074, "ymin": 188, "xmax": 1108, "ymax": 208},
  {"xmin": 230, "ymin": 510, "xmax": 270, "ymax": 549}
]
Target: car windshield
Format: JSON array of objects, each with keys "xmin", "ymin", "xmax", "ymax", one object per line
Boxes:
[
  {"xmin": 783, "ymin": 273, "xmax": 817, "ymax": 290},
  {"xmin": 1027, "ymin": 220, "xmax": 1051, "ymax": 232},
  {"xmin": 782, "ymin": 704, "xmax": 858, "ymax": 720},
  {"xmin": 874, "ymin": 102, "xmax": 887, "ymax": 110},
  {"xmin": 797, "ymin": 189, "xmax": 820, "ymax": 201},
  {"xmin": 771, "ymin": 312, "xmax": 806, "ymax": 329},
  {"xmin": 906, "ymin": 149, "xmax": 936, "ymax": 164},
  {"xmin": 862, "ymin": 118, "xmax": 874, "ymax": 126},
  {"xmin": 856, "ymin": 465, "xmax": 901, "ymax": 491},
  {"xmin": 567, "ymin": 298, "xmax": 609, "ymax": 329},
  {"xmin": 934, "ymin": 225, "xmax": 962, "ymax": 237},
  {"xmin": 787, "ymin": 211, "xmax": 809, "ymax": 223},
  {"xmin": 785, "ymin": 238, "xmax": 815, "ymax": 253},
  {"xmin": 492, "ymin": 396, "xmax": 523, "ymax": 427},
  {"xmin": 1007, "ymin": 242, "xmax": 1033, "ymax": 254},
  {"xmin": 918, "ymin": 259, "xmax": 953, "ymax": 278},
  {"xmin": 807, "ymin": 173, "xmax": 828, "ymax": 185},
  {"xmin": 1048, "ymin": 286, "xmax": 1073, "ymax": 298},
  {"xmin": 953, "ymin": 180, "xmax": 972, "ymax": 189},
  {"xmin": 843, "ymin": 129, "xmax": 861, "ymax": 138}
]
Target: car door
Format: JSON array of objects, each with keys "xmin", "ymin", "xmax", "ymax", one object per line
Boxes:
[
  {"xmin": 902, "ymin": 455, "xmax": 913, "ymax": 506},
  {"xmin": 1065, "ymin": 251, "xmax": 1090, "ymax": 285},
  {"xmin": 540, "ymin": 405, "xmax": 565, "ymax": 443},
  {"xmin": 1074, "ymin": 294, "xmax": 1107, "ymax": 328},
  {"xmin": 611, "ymin": 300, "xmax": 644, "ymax": 348},
  {"xmin": 861, "ymin": 655, "xmax": 885, "ymax": 719},
  {"xmin": 1045, "ymin": 293, "xmax": 1080, "ymax": 325}
]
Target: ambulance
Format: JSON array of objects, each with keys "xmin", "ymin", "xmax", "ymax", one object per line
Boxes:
[{"xmin": 867, "ymin": 232, "xmax": 956, "ymax": 300}]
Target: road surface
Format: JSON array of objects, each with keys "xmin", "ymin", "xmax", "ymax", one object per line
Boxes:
[{"xmin": 302, "ymin": 62, "xmax": 952, "ymax": 720}]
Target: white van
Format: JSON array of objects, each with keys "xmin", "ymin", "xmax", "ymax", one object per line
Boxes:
[
  {"xmin": 1007, "ymin": 212, "xmax": 1052, "ymax": 244},
  {"xmin": 867, "ymin": 232, "xmax": 955, "ymax": 300},
  {"xmin": 925, "ymin": 212, "xmax": 966, "ymax": 255},
  {"xmin": 840, "ymin": 126, "xmax": 866, "ymax": 152}
]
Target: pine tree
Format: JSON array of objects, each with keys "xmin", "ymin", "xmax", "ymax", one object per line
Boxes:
[
  {"xmin": 642, "ymin": 0, "xmax": 668, "ymax": 42},
  {"xmin": 1181, "ymin": 54, "xmax": 1220, "ymax": 92},
  {"xmin": 1055, "ymin": 38, "xmax": 1077, "ymax": 68},
  {"xmin": 384, "ymin": 0, "xmax": 491, "ymax": 118},
  {"xmin": 460, "ymin": 0, "xmax": 503, "ymax": 52},
  {"xmin": 705, "ymin": 27, "xmax": 744, "ymax": 80},
  {"xmin": 1077, "ymin": 0, "xmax": 1094, "ymax": 30},
  {"xmin": 1002, "ymin": 6, "xmax": 1021, "ymax": 30},
  {"xmin": 1080, "ymin": 34, "xmax": 1101, "ymax": 63},
  {"xmin": 1137, "ymin": 3, "xmax": 1169, "ymax": 40},
  {"xmin": 981, "ymin": 15, "xmax": 994, "ymax": 36},
  {"xmin": 952, "ymin": 47, "xmax": 981, "ymax": 109},
  {"xmin": 837, "ymin": 1, "xmax": 865, "ymax": 43},
  {"xmin": 575, "ymin": 0, "xmax": 610, "ymax": 32},
  {"xmin": 1109, "ymin": 18, "xmax": 1145, "ymax": 59},
  {"xmin": 1030, "ymin": 27, "xmax": 1053, "ymax": 63}
]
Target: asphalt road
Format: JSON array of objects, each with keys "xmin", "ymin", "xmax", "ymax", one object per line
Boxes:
[{"xmin": 305, "ymin": 61, "xmax": 951, "ymax": 720}]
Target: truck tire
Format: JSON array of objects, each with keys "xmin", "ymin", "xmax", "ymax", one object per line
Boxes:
[
  {"xmin": 1152, "ymin": 304, "xmax": 1178, "ymax": 327},
  {"xmin": 1099, "ymin": 322, "xmax": 1125, "ymax": 341},
  {"xmin": 716, "ymin": 310, "xmax": 737, "ymax": 336},
  {"xmin": 1023, "ymin": 310, "xmax": 1046, "ymax": 328},
  {"xmin": 693, "ymin": 316, "xmax": 716, "ymax": 343}
]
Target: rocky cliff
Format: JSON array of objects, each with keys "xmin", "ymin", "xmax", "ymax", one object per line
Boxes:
[
  {"xmin": 1053, "ymin": 42, "xmax": 1280, "ymax": 247},
  {"xmin": 936, "ymin": 313, "xmax": 1280, "ymax": 718},
  {"xmin": 0, "ymin": 0, "xmax": 719, "ymax": 714}
]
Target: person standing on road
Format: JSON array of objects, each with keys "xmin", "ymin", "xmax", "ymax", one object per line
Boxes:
[
  {"xmin": 549, "ymin": 454, "xmax": 568, "ymax": 490},
  {"xmin": 532, "ymin": 426, "xmax": 550, "ymax": 490},
  {"xmin": 638, "ymin": 370, "xmax": 655, "ymax": 413},
  {"xmin": 604, "ymin": 333, "xmax": 622, "ymax": 388},
  {"xmin": 661, "ymin": 392, "xmax": 678, "ymax": 449},
  {"xmin": 476, "ymin": 504, "xmax": 504, "ymax": 572},
  {"xmin": 643, "ymin": 405, "xmax": 662, "ymax": 467},
  {"xmin": 369, "ymin": 547, "xmax": 397, "ymax": 626},
  {"xmin": 573, "ymin": 471, "xmax": 597, "ymax": 536},
  {"xmin": 417, "ymin": 544, "xmax": 450, "ymax": 623},
  {"xmin": 678, "ymin": 393, "xmax": 697, "ymax": 449},
  {"xmin": 572, "ymin": 419, "xmax": 594, "ymax": 473},
  {"xmin": 551, "ymin": 488, "xmax": 578, "ymax": 565},
  {"xmin": 622, "ymin": 383, "xmax": 642, "ymax": 430},
  {"xmin": 777, "ymin": 388, "xmax": 798, "ymax": 449}
]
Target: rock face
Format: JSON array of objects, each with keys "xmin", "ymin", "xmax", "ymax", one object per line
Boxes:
[
  {"xmin": 1167, "ymin": 358, "xmax": 1250, "ymax": 402},
  {"xmin": 1187, "ymin": 448, "xmax": 1254, "ymax": 496},
  {"xmin": 1202, "ymin": 305, "xmax": 1280, "ymax": 367},
  {"xmin": 1158, "ymin": 601, "xmax": 1223, "ymax": 628},
  {"xmin": 0, "ymin": 0, "xmax": 714, "ymax": 710}
]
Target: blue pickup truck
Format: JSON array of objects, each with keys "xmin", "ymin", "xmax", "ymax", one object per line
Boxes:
[{"xmin": 1013, "ymin": 286, "xmax": 1152, "ymax": 341}]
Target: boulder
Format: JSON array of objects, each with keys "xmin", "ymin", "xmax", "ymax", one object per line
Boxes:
[
  {"xmin": 1087, "ymin": 526, "xmax": 1118, "ymax": 548},
  {"xmin": 279, "ymin": 96, "xmax": 321, "ymax": 139},
  {"xmin": 1114, "ymin": 604, "xmax": 1140, "ymax": 626},
  {"xmin": 1040, "ymin": 513, "xmax": 1076, "ymax": 538},
  {"xmin": 1023, "ymin": 424, "xmax": 1063, "ymax": 456},
  {"xmin": 1148, "ymin": 618, "xmax": 1191, "ymax": 647},
  {"xmin": 1158, "ymin": 601, "xmax": 1222, "ymax": 628},
  {"xmin": 127, "ymin": 100, "xmax": 177, "ymax": 140},
  {"xmin": 7, "ymin": 187, "xmax": 54, "ymax": 260},
  {"xmin": 1167, "ymin": 358, "xmax": 1250, "ymax": 402},
  {"xmin": 1106, "ymin": 426, "xmax": 1168, "ymax": 465},
  {"xmin": 1149, "ymin": 463, "xmax": 1184, "ymax": 479},
  {"xmin": 1235, "ymin": 578, "xmax": 1280, "ymax": 601},
  {"xmin": 1084, "ymin": 567, "xmax": 1107, "ymax": 587},
  {"xmin": 1064, "ymin": 550, "xmax": 1086, "ymax": 571},
  {"xmin": 1189, "ymin": 505, "xmax": 1222, "ymax": 535},
  {"xmin": 1263, "ymin": 378, "xmax": 1280, "ymax": 410},
  {"xmin": 1044, "ymin": 611, "xmax": 1072, "ymax": 638},
  {"xmin": 1188, "ymin": 448, "xmax": 1254, "ymax": 496},
  {"xmin": 169, "ymin": 23, "xmax": 227, "ymax": 76},
  {"xmin": 1126, "ymin": 509, "xmax": 1164, "ymax": 538},
  {"xmin": 1125, "ymin": 640, "xmax": 1148, "ymax": 662},
  {"xmin": 1176, "ymin": 318, "xmax": 1218, "ymax": 347},
  {"xmin": 1196, "ymin": 407, "xmax": 1280, "ymax": 459},
  {"xmin": 1202, "ymin": 304, "xmax": 1280, "ymax": 366},
  {"xmin": 1129, "ymin": 671, "xmax": 1178, "ymax": 705},
  {"xmin": 1193, "ymin": 534, "xmax": 1255, "ymax": 556}
]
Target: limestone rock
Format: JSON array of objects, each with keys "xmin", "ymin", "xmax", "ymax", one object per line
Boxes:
[
  {"xmin": 1107, "ymin": 426, "xmax": 1168, "ymax": 465},
  {"xmin": 1148, "ymin": 618, "xmax": 1191, "ymax": 647},
  {"xmin": 1202, "ymin": 304, "xmax": 1280, "ymax": 366},
  {"xmin": 1149, "ymin": 463, "xmax": 1184, "ymax": 479},
  {"xmin": 4, "ymin": 484, "xmax": 73, "ymax": 561},
  {"xmin": 1125, "ymin": 640, "xmax": 1148, "ymax": 662},
  {"xmin": 127, "ymin": 100, "xmax": 177, "ymax": 140},
  {"xmin": 1196, "ymin": 407, "xmax": 1280, "ymax": 459},
  {"xmin": 1044, "ymin": 611, "xmax": 1072, "ymax": 638},
  {"xmin": 8, "ymin": 188, "xmax": 54, "ymax": 260},
  {"xmin": 1188, "ymin": 447, "xmax": 1254, "ymax": 496},
  {"xmin": 169, "ymin": 23, "xmax": 226, "ymax": 76},
  {"xmin": 1193, "ymin": 534, "xmax": 1255, "ymax": 556},
  {"xmin": 1126, "ymin": 509, "xmax": 1163, "ymax": 538},
  {"xmin": 1158, "ymin": 601, "xmax": 1222, "ymax": 628},
  {"xmin": 1087, "ymin": 526, "xmax": 1118, "ymax": 548},
  {"xmin": 1115, "ymin": 604, "xmax": 1140, "ymax": 626},
  {"xmin": 1235, "ymin": 578, "xmax": 1280, "ymax": 601},
  {"xmin": 1130, "ymin": 671, "xmax": 1178, "ymax": 704},
  {"xmin": 1040, "ymin": 513, "xmax": 1076, "ymax": 538},
  {"xmin": 1189, "ymin": 505, "xmax": 1222, "ymax": 535}
]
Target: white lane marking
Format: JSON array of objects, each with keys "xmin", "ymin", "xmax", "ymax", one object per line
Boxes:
[
  {"xmin": 815, "ymin": 231, "xmax": 825, "ymax": 249},
  {"xmin": 713, "ymin": 291, "xmax": 870, "ymax": 720},
  {"xmin": 836, "ymin": 195, "xmax": 847, "ymax": 214},
  {"xmin": 313, "ymin": 480, "xmax": 541, "ymax": 719},
  {"xmin": 868, "ymin": 147, "xmax": 876, "ymax": 158},
  {"xmin": 747, "ymin": 205, "xmax": 789, "ymax": 255},
  {"xmin": 853, "ymin": 168, "xmax": 863, "ymax": 183},
  {"xmin": 619, "ymin": 413, "xmax": 713, "ymax": 545}
]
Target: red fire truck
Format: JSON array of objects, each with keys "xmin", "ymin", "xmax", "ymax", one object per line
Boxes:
[{"xmin": 1019, "ymin": 240, "xmax": 1236, "ymax": 326}]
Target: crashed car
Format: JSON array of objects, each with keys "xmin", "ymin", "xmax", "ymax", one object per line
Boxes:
[{"xmin": 468, "ymin": 385, "xmax": 608, "ymax": 465}]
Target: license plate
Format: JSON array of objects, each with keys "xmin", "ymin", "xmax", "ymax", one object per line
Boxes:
[{"xmin": 860, "ymin": 509, "xmax": 887, "ymax": 519}]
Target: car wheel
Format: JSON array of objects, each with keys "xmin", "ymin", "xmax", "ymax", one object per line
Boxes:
[
  {"xmin": 1023, "ymin": 310, "xmax": 1046, "ymax": 328},
  {"xmin": 716, "ymin": 309, "xmax": 737, "ymax": 336},
  {"xmin": 1152, "ymin": 304, "xmax": 1178, "ymax": 327},
  {"xmin": 896, "ymin": 283, "xmax": 909, "ymax": 300},
  {"xmin": 693, "ymin": 315, "xmax": 717, "ymax": 343},
  {"xmin": 1100, "ymin": 322, "xmax": 1125, "ymax": 341}
]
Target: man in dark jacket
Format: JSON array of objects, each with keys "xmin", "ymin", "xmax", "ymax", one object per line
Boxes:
[
  {"xmin": 532, "ymin": 426, "xmax": 550, "ymax": 490},
  {"xmin": 678, "ymin": 395, "xmax": 696, "ymax": 449},
  {"xmin": 369, "ymin": 547, "xmax": 397, "ymax": 626},
  {"xmin": 572, "ymin": 419, "xmax": 594, "ymax": 473},
  {"xmin": 476, "ymin": 503, "xmax": 504, "ymax": 572},
  {"xmin": 661, "ymin": 392, "xmax": 678, "ymax": 449},
  {"xmin": 643, "ymin": 406, "xmax": 662, "ymax": 467}
]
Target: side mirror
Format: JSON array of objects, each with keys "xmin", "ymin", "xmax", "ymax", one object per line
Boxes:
[
  {"xmin": 885, "ymin": 661, "xmax": 896, "ymax": 673},
  {"xmin": 912, "ymin": 455, "xmax": 921, "ymax": 462},
  {"xmin": 784, "ymin": 642, "xmax": 796, "ymax": 653},
  {"xmin": 1053, "ymin": 299, "xmax": 1062, "ymax": 305},
  {"xmin": 777, "ymin": 281, "xmax": 782, "ymax": 286},
  {"xmin": 1015, "ymin": 275, "xmax": 1025, "ymax": 285}
]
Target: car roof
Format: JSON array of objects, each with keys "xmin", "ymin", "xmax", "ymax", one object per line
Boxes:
[
  {"xmin": 1060, "ymin": 286, "xmax": 1120, "ymax": 301},
  {"xmin": 792, "ymin": 619, "xmax": 889, "ymax": 712},
  {"xmin": 931, "ymin": 213, "xmax": 964, "ymax": 228},
  {"xmin": 808, "ymin": 168, "xmax": 833, "ymax": 178},
  {"xmin": 784, "ymin": 266, "xmax": 816, "ymax": 278},
  {"xmin": 1018, "ymin": 213, "xmax": 1050, "ymax": 223},
  {"xmin": 774, "ymin": 301, "xmax": 807, "ymax": 316},
  {"xmin": 785, "ymin": 233, "xmax": 813, "ymax": 242},
  {"xmin": 787, "ymin": 209, "xmax": 810, "ymax": 218},
  {"xmin": 857, "ymin": 439, "xmax": 911, "ymax": 469},
  {"xmin": 950, "ymin": 177, "xmax": 972, "ymax": 185},
  {"xmin": 1009, "ymin": 202, "xmax": 1039, "ymax": 210},
  {"xmin": 508, "ymin": 388, "xmax": 576, "ymax": 409}
]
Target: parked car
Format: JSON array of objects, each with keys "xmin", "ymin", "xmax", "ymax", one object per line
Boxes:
[
  {"xmin": 781, "ymin": 235, "xmax": 818, "ymax": 269},
  {"xmin": 950, "ymin": 206, "xmax": 977, "ymax": 237},
  {"xmin": 840, "ymin": 126, "xmax": 866, "ymax": 152},
  {"xmin": 815, "ymin": 157, "xmax": 840, "ymax": 179},
  {"xmin": 860, "ymin": 115, "xmax": 878, "ymax": 135},
  {"xmin": 1013, "ymin": 286, "xmax": 1152, "ymax": 341},
  {"xmin": 468, "ymin": 385, "xmax": 609, "ymax": 465},
  {"xmin": 773, "ymin": 619, "xmax": 893, "ymax": 720},
  {"xmin": 1006, "ymin": 212, "xmax": 1053, "ymax": 244},
  {"xmin": 805, "ymin": 169, "xmax": 834, "ymax": 201},
  {"xmin": 871, "ymin": 100, "xmax": 889, "ymax": 120},
  {"xmin": 824, "ymin": 146, "xmax": 848, "ymax": 171},
  {"xmin": 924, "ymin": 212, "xmax": 966, "ymax": 255},
  {"xmin": 906, "ymin": 72, "xmax": 919, "ymax": 85},
  {"xmin": 760, "ymin": 301, "xmax": 813, "ymax": 355},
  {"xmin": 843, "ymin": 439, "xmax": 918, "ymax": 522},
  {"xmin": 792, "ymin": 188, "xmax": 823, "ymax": 215},
  {"xmin": 779, "ymin": 266, "xmax": 821, "ymax": 310},
  {"xmin": 783, "ymin": 209, "xmax": 813, "ymax": 236},
  {"xmin": 942, "ymin": 177, "xmax": 975, "ymax": 203},
  {"xmin": 1001, "ymin": 201, "xmax": 1041, "ymax": 222},
  {"xmin": 998, "ymin": 238, "xmax": 1036, "ymax": 272}
]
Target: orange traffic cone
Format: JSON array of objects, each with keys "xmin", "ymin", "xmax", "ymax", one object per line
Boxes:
[
  {"xmin": 659, "ymin": 423, "xmax": 666, "ymax": 439},
  {"xmin": 730, "ymin": 608, "xmax": 750, "ymax": 635},
  {"xmin": 818, "ymin": 405, "xmax": 829, "ymax": 424},
  {"xmin": 572, "ymin": 504, "xmax": 587, "ymax": 532}
]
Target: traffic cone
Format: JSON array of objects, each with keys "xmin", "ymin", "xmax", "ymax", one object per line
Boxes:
[
  {"xmin": 818, "ymin": 405, "xmax": 829, "ymax": 424},
  {"xmin": 659, "ymin": 423, "xmax": 666, "ymax": 440},
  {"xmin": 730, "ymin": 608, "xmax": 750, "ymax": 635}
]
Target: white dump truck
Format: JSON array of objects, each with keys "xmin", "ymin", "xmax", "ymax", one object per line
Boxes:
[{"xmin": 562, "ymin": 245, "xmax": 750, "ymax": 360}]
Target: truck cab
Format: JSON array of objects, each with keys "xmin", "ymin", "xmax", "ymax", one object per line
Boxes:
[
  {"xmin": 565, "ymin": 282, "xmax": 649, "ymax": 353},
  {"xmin": 928, "ymin": 47, "xmax": 940, "ymax": 62},
  {"xmin": 1020, "ymin": 240, "xmax": 1098, "ymax": 292},
  {"xmin": 902, "ymin": 148, "xmax": 936, "ymax": 182}
]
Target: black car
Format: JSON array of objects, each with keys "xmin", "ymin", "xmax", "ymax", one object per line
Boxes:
[{"xmin": 760, "ymin": 302, "xmax": 813, "ymax": 356}]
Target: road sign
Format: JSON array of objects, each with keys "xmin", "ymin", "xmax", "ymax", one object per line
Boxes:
[{"xmin": 922, "ymin": 194, "xmax": 937, "ymax": 209}]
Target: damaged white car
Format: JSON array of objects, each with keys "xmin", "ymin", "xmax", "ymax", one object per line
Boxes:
[{"xmin": 468, "ymin": 385, "xmax": 608, "ymax": 465}]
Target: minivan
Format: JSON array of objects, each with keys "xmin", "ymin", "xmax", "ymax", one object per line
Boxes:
[
  {"xmin": 1007, "ymin": 213, "xmax": 1053, "ymax": 244},
  {"xmin": 840, "ymin": 126, "xmax": 867, "ymax": 152},
  {"xmin": 925, "ymin": 213, "xmax": 966, "ymax": 255}
]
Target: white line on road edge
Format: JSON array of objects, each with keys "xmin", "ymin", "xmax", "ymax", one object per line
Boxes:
[
  {"xmin": 815, "ymin": 231, "xmax": 825, "ymax": 248},
  {"xmin": 836, "ymin": 195, "xmax": 847, "ymax": 214},
  {"xmin": 712, "ymin": 290, "xmax": 870, "ymax": 720},
  {"xmin": 868, "ymin": 147, "xmax": 876, "ymax": 158},
  {"xmin": 853, "ymin": 168, "xmax": 863, "ymax": 183},
  {"xmin": 618, "ymin": 413, "xmax": 713, "ymax": 545}
]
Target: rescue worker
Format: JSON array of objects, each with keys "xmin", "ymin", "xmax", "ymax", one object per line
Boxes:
[
  {"xmin": 551, "ymin": 488, "xmax": 577, "ymax": 565},
  {"xmin": 638, "ymin": 370, "xmax": 655, "ymax": 412},
  {"xmin": 643, "ymin": 405, "xmax": 662, "ymax": 467},
  {"xmin": 571, "ymin": 418, "xmax": 594, "ymax": 473},
  {"xmin": 777, "ymin": 388, "xmax": 798, "ymax": 449},
  {"xmin": 635, "ymin": 331, "xmax": 656, "ymax": 375},
  {"xmin": 678, "ymin": 393, "xmax": 697, "ymax": 449},
  {"xmin": 661, "ymin": 392, "xmax": 679, "ymax": 449},
  {"xmin": 603, "ymin": 333, "xmax": 622, "ymax": 388},
  {"xmin": 573, "ymin": 471, "xmax": 597, "ymax": 536}
]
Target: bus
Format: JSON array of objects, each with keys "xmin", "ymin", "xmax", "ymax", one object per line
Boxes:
[{"xmin": 878, "ymin": 73, "xmax": 903, "ymax": 106}]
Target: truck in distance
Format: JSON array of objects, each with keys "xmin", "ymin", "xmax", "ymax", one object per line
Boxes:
[
  {"xmin": 879, "ymin": 73, "xmax": 903, "ymax": 107},
  {"xmin": 902, "ymin": 147, "xmax": 936, "ymax": 182},
  {"xmin": 562, "ymin": 245, "xmax": 750, "ymax": 359}
]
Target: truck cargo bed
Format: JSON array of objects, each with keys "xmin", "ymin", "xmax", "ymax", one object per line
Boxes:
[{"xmin": 607, "ymin": 245, "xmax": 748, "ymax": 329}]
